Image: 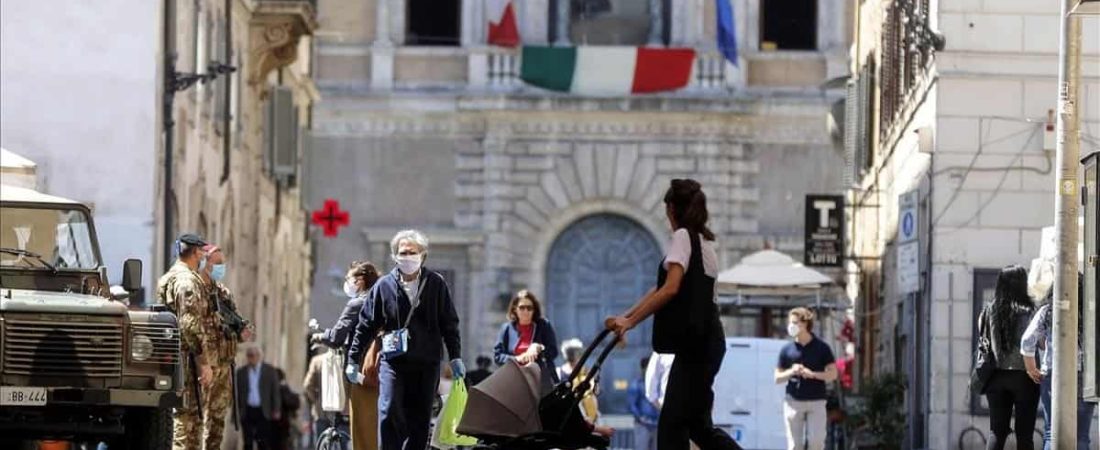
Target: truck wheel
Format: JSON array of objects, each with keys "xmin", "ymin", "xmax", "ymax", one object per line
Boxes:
[{"xmin": 121, "ymin": 407, "xmax": 173, "ymax": 450}]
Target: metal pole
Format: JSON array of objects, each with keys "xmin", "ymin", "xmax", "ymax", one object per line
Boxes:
[
  {"xmin": 1051, "ymin": 0, "xmax": 1082, "ymax": 447},
  {"xmin": 162, "ymin": 0, "xmax": 177, "ymax": 273}
]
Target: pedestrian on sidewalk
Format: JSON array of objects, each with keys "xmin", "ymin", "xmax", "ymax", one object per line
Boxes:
[
  {"xmin": 629, "ymin": 356, "xmax": 660, "ymax": 450},
  {"xmin": 493, "ymin": 289, "xmax": 560, "ymax": 393},
  {"xmin": 345, "ymin": 230, "xmax": 465, "ymax": 450},
  {"xmin": 466, "ymin": 356, "xmax": 494, "ymax": 386},
  {"xmin": 312, "ymin": 260, "xmax": 382, "ymax": 450},
  {"xmin": 556, "ymin": 338, "xmax": 601, "ymax": 425},
  {"xmin": 978, "ymin": 265, "xmax": 1039, "ymax": 450},
  {"xmin": 235, "ymin": 346, "xmax": 281, "ymax": 450},
  {"xmin": 1021, "ymin": 273, "xmax": 1094, "ymax": 450},
  {"xmin": 605, "ymin": 178, "xmax": 741, "ymax": 450},
  {"xmin": 775, "ymin": 307, "xmax": 837, "ymax": 450}
]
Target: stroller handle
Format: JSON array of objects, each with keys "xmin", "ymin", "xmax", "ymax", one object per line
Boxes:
[{"xmin": 566, "ymin": 328, "xmax": 621, "ymax": 390}]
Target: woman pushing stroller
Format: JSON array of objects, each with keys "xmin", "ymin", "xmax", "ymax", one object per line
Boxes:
[{"xmin": 606, "ymin": 178, "xmax": 743, "ymax": 450}]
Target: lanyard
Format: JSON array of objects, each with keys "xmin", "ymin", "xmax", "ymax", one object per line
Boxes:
[{"xmin": 400, "ymin": 275, "xmax": 427, "ymax": 329}]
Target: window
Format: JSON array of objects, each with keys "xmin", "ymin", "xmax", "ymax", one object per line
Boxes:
[
  {"xmin": 761, "ymin": 0, "xmax": 817, "ymax": 50},
  {"xmin": 406, "ymin": 0, "xmax": 460, "ymax": 46},
  {"xmin": 569, "ymin": 0, "xmax": 657, "ymax": 45},
  {"xmin": 970, "ymin": 268, "xmax": 999, "ymax": 415},
  {"xmin": 879, "ymin": 0, "xmax": 932, "ymax": 141}
]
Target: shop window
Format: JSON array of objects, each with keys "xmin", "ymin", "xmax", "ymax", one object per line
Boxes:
[
  {"xmin": 407, "ymin": 0, "xmax": 460, "ymax": 46},
  {"xmin": 760, "ymin": 0, "xmax": 817, "ymax": 50}
]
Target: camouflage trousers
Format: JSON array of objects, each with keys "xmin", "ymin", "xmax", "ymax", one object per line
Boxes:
[
  {"xmin": 173, "ymin": 364, "xmax": 233, "ymax": 450},
  {"xmin": 202, "ymin": 364, "xmax": 233, "ymax": 450}
]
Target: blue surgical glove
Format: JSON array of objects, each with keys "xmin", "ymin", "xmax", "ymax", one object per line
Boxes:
[
  {"xmin": 450, "ymin": 359, "xmax": 466, "ymax": 379},
  {"xmin": 345, "ymin": 362, "xmax": 364, "ymax": 385}
]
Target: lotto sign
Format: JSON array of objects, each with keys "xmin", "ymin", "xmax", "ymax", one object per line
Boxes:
[{"xmin": 804, "ymin": 195, "xmax": 845, "ymax": 267}]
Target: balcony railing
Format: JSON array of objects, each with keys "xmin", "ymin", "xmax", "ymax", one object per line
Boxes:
[{"xmin": 469, "ymin": 47, "xmax": 736, "ymax": 95}]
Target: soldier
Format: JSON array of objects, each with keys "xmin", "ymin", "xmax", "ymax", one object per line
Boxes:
[
  {"xmin": 157, "ymin": 233, "xmax": 219, "ymax": 450},
  {"xmin": 197, "ymin": 243, "xmax": 253, "ymax": 450}
]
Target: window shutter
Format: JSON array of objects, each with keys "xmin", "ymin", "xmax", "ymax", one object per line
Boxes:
[
  {"xmin": 264, "ymin": 91, "xmax": 276, "ymax": 175},
  {"xmin": 857, "ymin": 64, "xmax": 873, "ymax": 172},
  {"xmin": 843, "ymin": 80, "xmax": 860, "ymax": 187},
  {"xmin": 272, "ymin": 87, "xmax": 298, "ymax": 182}
]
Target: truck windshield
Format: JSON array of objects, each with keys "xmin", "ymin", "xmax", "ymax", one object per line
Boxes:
[{"xmin": 0, "ymin": 207, "xmax": 99, "ymax": 269}]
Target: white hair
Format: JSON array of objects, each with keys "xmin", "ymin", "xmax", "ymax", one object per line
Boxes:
[{"xmin": 390, "ymin": 229, "xmax": 430, "ymax": 256}]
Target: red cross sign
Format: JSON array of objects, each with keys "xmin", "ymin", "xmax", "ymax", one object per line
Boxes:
[{"xmin": 311, "ymin": 199, "xmax": 350, "ymax": 237}]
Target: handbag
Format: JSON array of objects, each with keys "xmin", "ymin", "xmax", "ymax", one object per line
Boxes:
[
  {"xmin": 320, "ymin": 350, "xmax": 347, "ymax": 412},
  {"xmin": 969, "ymin": 307, "xmax": 996, "ymax": 396}
]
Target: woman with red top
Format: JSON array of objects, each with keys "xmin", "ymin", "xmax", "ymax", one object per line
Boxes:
[{"xmin": 492, "ymin": 290, "xmax": 561, "ymax": 391}]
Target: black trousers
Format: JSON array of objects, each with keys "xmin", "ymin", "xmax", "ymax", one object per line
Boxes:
[
  {"xmin": 984, "ymin": 369, "xmax": 1040, "ymax": 450},
  {"xmin": 378, "ymin": 360, "xmax": 439, "ymax": 450},
  {"xmin": 242, "ymin": 406, "xmax": 275, "ymax": 450},
  {"xmin": 658, "ymin": 335, "xmax": 742, "ymax": 450}
]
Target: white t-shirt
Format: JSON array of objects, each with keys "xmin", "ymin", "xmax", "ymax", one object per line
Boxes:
[
  {"xmin": 662, "ymin": 228, "xmax": 719, "ymax": 277},
  {"xmin": 645, "ymin": 352, "xmax": 675, "ymax": 406}
]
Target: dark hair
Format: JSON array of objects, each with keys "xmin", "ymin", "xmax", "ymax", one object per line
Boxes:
[
  {"xmin": 663, "ymin": 179, "xmax": 715, "ymax": 240},
  {"xmin": 507, "ymin": 289, "xmax": 543, "ymax": 323},
  {"xmin": 789, "ymin": 307, "xmax": 816, "ymax": 332},
  {"xmin": 990, "ymin": 265, "xmax": 1032, "ymax": 355},
  {"xmin": 348, "ymin": 260, "xmax": 380, "ymax": 290},
  {"xmin": 178, "ymin": 241, "xmax": 202, "ymax": 259}
]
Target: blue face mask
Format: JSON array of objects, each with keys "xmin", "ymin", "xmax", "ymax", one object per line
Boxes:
[{"xmin": 210, "ymin": 264, "xmax": 227, "ymax": 282}]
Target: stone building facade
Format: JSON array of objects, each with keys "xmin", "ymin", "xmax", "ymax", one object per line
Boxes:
[
  {"xmin": 158, "ymin": 0, "xmax": 318, "ymax": 391},
  {"xmin": 308, "ymin": 0, "xmax": 850, "ymax": 414},
  {"xmin": 846, "ymin": 0, "xmax": 1100, "ymax": 447}
]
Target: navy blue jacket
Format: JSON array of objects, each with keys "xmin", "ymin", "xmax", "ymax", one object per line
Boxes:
[
  {"xmin": 492, "ymin": 318, "xmax": 560, "ymax": 367},
  {"xmin": 347, "ymin": 267, "xmax": 461, "ymax": 366},
  {"xmin": 321, "ymin": 296, "xmax": 364, "ymax": 350}
]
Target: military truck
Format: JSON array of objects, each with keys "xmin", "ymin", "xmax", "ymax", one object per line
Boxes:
[{"xmin": 0, "ymin": 184, "xmax": 180, "ymax": 449}]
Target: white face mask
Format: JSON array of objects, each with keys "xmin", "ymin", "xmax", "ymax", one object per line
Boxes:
[
  {"xmin": 395, "ymin": 254, "xmax": 423, "ymax": 275},
  {"xmin": 343, "ymin": 280, "xmax": 358, "ymax": 298},
  {"xmin": 787, "ymin": 323, "xmax": 801, "ymax": 338},
  {"xmin": 845, "ymin": 342, "xmax": 856, "ymax": 356}
]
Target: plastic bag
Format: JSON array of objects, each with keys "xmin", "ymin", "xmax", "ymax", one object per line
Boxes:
[
  {"xmin": 431, "ymin": 381, "xmax": 478, "ymax": 449},
  {"xmin": 321, "ymin": 351, "xmax": 346, "ymax": 412}
]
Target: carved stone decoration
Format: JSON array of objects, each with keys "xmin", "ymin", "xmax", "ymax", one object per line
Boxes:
[{"xmin": 248, "ymin": 2, "xmax": 318, "ymax": 92}]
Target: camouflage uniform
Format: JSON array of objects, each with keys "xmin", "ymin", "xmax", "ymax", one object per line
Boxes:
[
  {"xmin": 157, "ymin": 261, "xmax": 218, "ymax": 450},
  {"xmin": 202, "ymin": 282, "xmax": 250, "ymax": 450}
]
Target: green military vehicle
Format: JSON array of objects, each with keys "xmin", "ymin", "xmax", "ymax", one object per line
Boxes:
[{"xmin": 0, "ymin": 184, "xmax": 180, "ymax": 449}]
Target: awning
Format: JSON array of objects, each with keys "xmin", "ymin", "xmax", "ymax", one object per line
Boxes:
[{"xmin": 717, "ymin": 250, "xmax": 833, "ymax": 290}]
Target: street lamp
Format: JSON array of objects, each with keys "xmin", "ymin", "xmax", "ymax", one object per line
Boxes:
[{"xmin": 1083, "ymin": 152, "xmax": 1099, "ymax": 401}]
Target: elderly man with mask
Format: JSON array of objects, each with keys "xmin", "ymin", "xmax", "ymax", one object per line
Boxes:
[{"xmin": 346, "ymin": 229, "xmax": 464, "ymax": 450}]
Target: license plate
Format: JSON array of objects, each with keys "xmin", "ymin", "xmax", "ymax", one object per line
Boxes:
[{"xmin": 0, "ymin": 387, "xmax": 47, "ymax": 406}]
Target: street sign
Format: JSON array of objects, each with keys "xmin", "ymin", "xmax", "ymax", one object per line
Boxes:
[
  {"xmin": 804, "ymin": 195, "xmax": 844, "ymax": 267},
  {"xmin": 898, "ymin": 190, "xmax": 920, "ymax": 294}
]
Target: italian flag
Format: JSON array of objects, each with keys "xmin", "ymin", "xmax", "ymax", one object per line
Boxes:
[
  {"xmin": 520, "ymin": 46, "xmax": 696, "ymax": 95},
  {"xmin": 487, "ymin": 0, "xmax": 519, "ymax": 47}
]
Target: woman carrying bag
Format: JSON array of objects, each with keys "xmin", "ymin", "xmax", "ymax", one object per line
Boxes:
[
  {"xmin": 493, "ymin": 289, "xmax": 560, "ymax": 393},
  {"xmin": 605, "ymin": 179, "xmax": 741, "ymax": 450}
]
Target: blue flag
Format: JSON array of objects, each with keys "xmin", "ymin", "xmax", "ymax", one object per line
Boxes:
[{"xmin": 716, "ymin": 0, "xmax": 738, "ymax": 66}]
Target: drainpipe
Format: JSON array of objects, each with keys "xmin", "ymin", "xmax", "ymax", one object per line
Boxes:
[
  {"xmin": 162, "ymin": 0, "xmax": 177, "ymax": 272},
  {"xmin": 221, "ymin": 0, "xmax": 232, "ymax": 185}
]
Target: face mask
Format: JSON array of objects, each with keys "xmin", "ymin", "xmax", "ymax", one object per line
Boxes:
[
  {"xmin": 845, "ymin": 342, "xmax": 856, "ymax": 356},
  {"xmin": 210, "ymin": 264, "xmax": 227, "ymax": 282},
  {"xmin": 343, "ymin": 280, "xmax": 359, "ymax": 298},
  {"xmin": 787, "ymin": 323, "xmax": 801, "ymax": 338},
  {"xmin": 395, "ymin": 254, "xmax": 422, "ymax": 275}
]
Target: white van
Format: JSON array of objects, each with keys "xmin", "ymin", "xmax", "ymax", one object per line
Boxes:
[{"xmin": 712, "ymin": 337, "xmax": 790, "ymax": 450}]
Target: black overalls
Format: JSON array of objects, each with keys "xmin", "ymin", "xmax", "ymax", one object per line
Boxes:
[{"xmin": 652, "ymin": 232, "xmax": 741, "ymax": 450}]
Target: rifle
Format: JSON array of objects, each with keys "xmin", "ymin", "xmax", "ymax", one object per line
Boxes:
[
  {"xmin": 230, "ymin": 361, "xmax": 240, "ymax": 430},
  {"xmin": 188, "ymin": 352, "xmax": 204, "ymax": 420}
]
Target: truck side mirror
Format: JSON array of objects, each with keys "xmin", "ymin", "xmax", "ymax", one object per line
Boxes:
[{"xmin": 122, "ymin": 259, "xmax": 142, "ymax": 292}]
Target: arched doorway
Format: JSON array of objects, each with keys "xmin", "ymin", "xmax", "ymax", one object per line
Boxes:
[{"xmin": 546, "ymin": 214, "xmax": 663, "ymax": 414}]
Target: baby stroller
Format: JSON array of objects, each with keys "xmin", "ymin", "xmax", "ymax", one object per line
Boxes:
[{"xmin": 457, "ymin": 329, "xmax": 620, "ymax": 450}]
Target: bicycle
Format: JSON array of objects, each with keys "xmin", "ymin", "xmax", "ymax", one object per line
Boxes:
[{"xmin": 309, "ymin": 319, "xmax": 352, "ymax": 450}]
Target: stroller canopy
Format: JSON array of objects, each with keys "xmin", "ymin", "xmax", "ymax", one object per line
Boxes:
[{"xmin": 457, "ymin": 360, "xmax": 544, "ymax": 438}]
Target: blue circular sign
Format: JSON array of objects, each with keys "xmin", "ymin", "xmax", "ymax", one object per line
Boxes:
[{"xmin": 902, "ymin": 211, "xmax": 915, "ymax": 238}]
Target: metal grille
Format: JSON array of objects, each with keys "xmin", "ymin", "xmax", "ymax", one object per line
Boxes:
[
  {"xmin": 2, "ymin": 319, "xmax": 124, "ymax": 377},
  {"xmin": 131, "ymin": 323, "xmax": 181, "ymax": 364}
]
